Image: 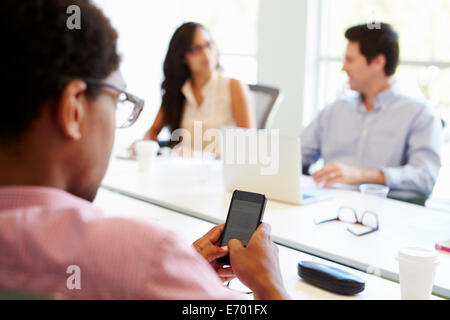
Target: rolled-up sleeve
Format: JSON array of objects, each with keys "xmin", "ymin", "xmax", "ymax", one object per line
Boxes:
[{"xmin": 381, "ymin": 106, "xmax": 442, "ymax": 196}]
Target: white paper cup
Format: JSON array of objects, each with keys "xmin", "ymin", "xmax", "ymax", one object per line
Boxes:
[
  {"xmin": 135, "ymin": 140, "xmax": 159, "ymax": 172},
  {"xmin": 396, "ymin": 247, "xmax": 439, "ymax": 300}
]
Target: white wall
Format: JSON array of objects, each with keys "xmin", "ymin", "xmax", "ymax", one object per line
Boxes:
[
  {"xmin": 95, "ymin": 0, "xmax": 311, "ymax": 147},
  {"xmin": 257, "ymin": 0, "xmax": 309, "ymax": 136},
  {"xmin": 94, "ymin": 0, "xmax": 184, "ymax": 153},
  {"xmin": 95, "ymin": 0, "xmax": 263, "ymax": 152}
]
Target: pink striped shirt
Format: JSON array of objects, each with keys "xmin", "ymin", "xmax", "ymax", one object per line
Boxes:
[{"xmin": 0, "ymin": 186, "xmax": 246, "ymax": 299}]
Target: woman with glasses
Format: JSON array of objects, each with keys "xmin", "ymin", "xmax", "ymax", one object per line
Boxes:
[{"xmin": 129, "ymin": 22, "xmax": 255, "ymax": 156}]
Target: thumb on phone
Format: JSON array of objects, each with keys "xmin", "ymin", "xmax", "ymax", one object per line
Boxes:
[{"xmin": 228, "ymin": 238, "xmax": 244, "ymax": 254}]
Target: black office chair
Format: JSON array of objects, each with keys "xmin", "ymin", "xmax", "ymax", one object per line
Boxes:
[
  {"xmin": 387, "ymin": 189, "xmax": 428, "ymax": 206},
  {"xmin": 157, "ymin": 139, "xmax": 179, "ymax": 149},
  {"xmin": 248, "ymin": 84, "xmax": 283, "ymax": 129}
]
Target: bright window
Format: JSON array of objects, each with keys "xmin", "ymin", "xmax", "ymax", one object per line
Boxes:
[
  {"xmin": 180, "ymin": 0, "xmax": 259, "ymax": 84},
  {"xmin": 309, "ymin": 0, "xmax": 450, "ymax": 143}
]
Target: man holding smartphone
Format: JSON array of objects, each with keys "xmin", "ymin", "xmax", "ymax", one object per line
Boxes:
[
  {"xmin": 194, "ymin": 224, "xmax": 289, "ymax": 300},
  {"xmin": 0, "ymin": 0, "xmax": 289, "ymax": 300}
]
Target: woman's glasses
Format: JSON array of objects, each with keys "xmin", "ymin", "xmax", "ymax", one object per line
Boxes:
[{"xmin": 187, "ymin": 41, "xmax": 212, "ymax": 55}]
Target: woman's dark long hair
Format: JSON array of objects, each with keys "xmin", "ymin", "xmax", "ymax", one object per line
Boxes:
[{"xmin": 161, "ymin": 22, "xmax": 205, "ymax": 132}]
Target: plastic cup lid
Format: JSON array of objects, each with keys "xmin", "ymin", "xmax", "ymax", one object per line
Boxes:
[{"xmin": 397, "ymin": 247, "xmax": 439, "ymax": 264}]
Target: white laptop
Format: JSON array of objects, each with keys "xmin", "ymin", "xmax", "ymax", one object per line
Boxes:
[{"xmin": 221, "ymin": 128, "xmax": 331, "ymax": 205}]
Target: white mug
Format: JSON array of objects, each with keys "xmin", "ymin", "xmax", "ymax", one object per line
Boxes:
[{"xmin": 135, "ymin": 140, "xmax": 159, "ymax": 172}]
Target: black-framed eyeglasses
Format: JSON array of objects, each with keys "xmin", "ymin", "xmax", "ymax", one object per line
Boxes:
[
  {"xmin": 65, "ymin": 77, "xmax": 144, "ymax": 129},
  {"xmin": 314, "ymin": 206, "xmax": 380, "ymax": 237}
]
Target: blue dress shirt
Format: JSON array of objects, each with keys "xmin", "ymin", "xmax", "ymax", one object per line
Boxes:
[{"xmin": 301, "ymin": 82, "xmax": 442, "ymax": 196}]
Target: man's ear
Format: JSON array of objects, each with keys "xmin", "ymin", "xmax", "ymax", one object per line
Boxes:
[
  {"xmin": 371, "ymin": 54, "xmax": 387, "ymax": 74},
  {"xmin": 57, "ymin": 80, "xmax": 88, "ymax": 140}
]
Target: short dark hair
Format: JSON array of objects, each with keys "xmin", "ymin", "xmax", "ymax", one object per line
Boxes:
[
  {"xmin": 345, "ymin": 23, "xmax": 399, "ymax": 76},
  {"xmin": 0, "ymin": 0, "xmax": 120, "ymax": 144}
]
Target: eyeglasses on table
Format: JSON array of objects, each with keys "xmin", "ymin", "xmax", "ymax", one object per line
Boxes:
[{"xmin": 314, "ymin": 206, "xmax": 380, "ymax": 236}]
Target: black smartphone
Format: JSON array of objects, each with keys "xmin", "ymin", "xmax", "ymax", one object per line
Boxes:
[{"xmin": 217, "ymin": 190, "xmax": 267, "ymax": 265}]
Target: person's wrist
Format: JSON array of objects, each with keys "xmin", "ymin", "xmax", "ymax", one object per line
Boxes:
[
  {"xmin": 356, "ymin": 168, "xmax": 366, "ymax": 185},
  {"xmin": 252, "ymin": 281, "xmax": 290, "ymax": 300},
  {"xmin": 248, "ymin": 273, "xmax": 289, "ymax": 300},
  {"xmin": 360, "ymin": 169, "xmax": 385, "ymax": 185}
]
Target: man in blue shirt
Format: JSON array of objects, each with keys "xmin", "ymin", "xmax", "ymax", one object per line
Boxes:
[{"xmin": 301, "ymin": 23, "xmax": 442, "ymax": 197}]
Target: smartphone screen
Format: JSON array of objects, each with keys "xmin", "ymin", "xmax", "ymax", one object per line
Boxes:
[
  {"xmin": 218, "ymin": 191, "xmax": 266, "ymax": 265},
  {"xmin": 219, "ymin": 190, "xmax": 266, "ymax": 248},
  {"xmin": 221, "ymin": 199, "xmax": 263, "ymax": 246}
]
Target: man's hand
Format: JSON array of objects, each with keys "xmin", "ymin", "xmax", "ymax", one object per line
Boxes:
[
  {"xmin": 193, "ymin": 224, "xmax": 235, "ymax": 283},
  {"xmin": 228, "ymin": 223, "xmax": 290, "ymax": 300},
  {"xmin": 311, "ymin": 162, "xmax": 385, "ymax": 187}
]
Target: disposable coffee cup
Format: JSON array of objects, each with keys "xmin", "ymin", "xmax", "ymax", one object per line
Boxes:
[
  {"xmin": 135, "ymin": 140, "xmax": 159, "ymax": 172},
  {"xmin": 396, "ymin": 247, "xmax": 439, "ymax": 300}
]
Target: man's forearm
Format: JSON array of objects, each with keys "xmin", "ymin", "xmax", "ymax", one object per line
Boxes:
[{"xmin": 360, "ymin": 169, "xmax": 386, "ymax": 185}]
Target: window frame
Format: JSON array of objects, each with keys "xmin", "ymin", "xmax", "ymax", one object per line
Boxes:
[{"xmin": 311, "ymin": 0, "xmax": 450, "ymax": 118}]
